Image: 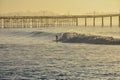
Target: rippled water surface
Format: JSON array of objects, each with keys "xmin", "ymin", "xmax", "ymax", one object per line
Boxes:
[{"xmin": 0, "ymin": 26, "xmax": 120, "ymax": 80}]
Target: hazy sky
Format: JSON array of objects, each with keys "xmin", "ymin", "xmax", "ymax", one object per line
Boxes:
[{"xmin": 0, "ymin": 0, "xmax": 120, "ymax": 14}]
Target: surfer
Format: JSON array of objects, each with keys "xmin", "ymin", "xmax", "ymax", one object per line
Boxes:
[{"xmin": 56, "ymin": 35, "xmax": 58, "ymax": 42}]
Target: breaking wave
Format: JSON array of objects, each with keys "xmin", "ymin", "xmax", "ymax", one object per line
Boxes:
[{"xmin": 58, "ymin": 32, "xmax": 120, "ymax": 45}]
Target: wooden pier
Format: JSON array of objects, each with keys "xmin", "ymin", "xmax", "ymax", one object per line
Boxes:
[{"xmin": 0, "ymin": 14, "xmax": 120, "ymax": 28}]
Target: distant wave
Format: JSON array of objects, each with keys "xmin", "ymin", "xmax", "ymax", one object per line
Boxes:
[
  {"xmin": 58, "ymin": 32, "xmax": 120, "ymax": 45},
  {"xmin": 1, "ymin": 29, "xmax": 60, "ymax": 39},
  {"xmin": 10, "ymin": 31, "xmax": 48, "ymax": 37},
  {"xmin": 30, "ymin": 31, "xmax": 57, "ymax": 37}
]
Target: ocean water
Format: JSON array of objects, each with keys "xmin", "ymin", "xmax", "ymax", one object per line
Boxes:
[{"xmin": 0, "ymin": 26, "xmax": 120, "ymax": 80}]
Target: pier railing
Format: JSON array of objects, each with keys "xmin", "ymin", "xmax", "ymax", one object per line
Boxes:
[{"xmin": 0, "ymin": 14, "xmax": 120, "ymax": 28}]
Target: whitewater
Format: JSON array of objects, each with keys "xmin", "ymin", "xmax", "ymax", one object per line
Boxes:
[{"xmin": 0, "ymin": 26, "xmax": 120, "ymax": 80}]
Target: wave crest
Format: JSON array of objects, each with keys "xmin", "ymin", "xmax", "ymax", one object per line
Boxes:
[{"xmin": 59, "ymin": 32, "xmax": 120, "ymax": 45}]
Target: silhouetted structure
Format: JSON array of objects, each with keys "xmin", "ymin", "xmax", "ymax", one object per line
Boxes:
[{"xmin": 0, "ymin": 13, "xmax": 120, "ymax": 28}]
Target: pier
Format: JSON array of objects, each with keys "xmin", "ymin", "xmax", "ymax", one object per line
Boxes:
[{"xmin": 0, "ymin": 14, "xmax": 120, "ymax": 28}]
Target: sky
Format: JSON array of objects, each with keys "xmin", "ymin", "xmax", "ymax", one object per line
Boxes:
[{"xmin": 0, "ymin": 0, "xmax": 120, "ymax": 15}]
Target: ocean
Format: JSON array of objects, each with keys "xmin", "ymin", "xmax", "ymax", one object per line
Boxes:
[{"xmin": 0, "ymin": 26, "xmax": 120, "ymax": 80}]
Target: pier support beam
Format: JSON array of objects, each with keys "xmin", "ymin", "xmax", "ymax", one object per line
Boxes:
[
  {"xmin": 102, "ymin": 17, "xmax": 104, "ymax": 27},
  {"xmin": 110, "ymin": 16, "xmax": 112, "ymax": 27},
  {"xmin": 76, "ymin": 18, "xmax": 78, "ymax": 26},
  {"xmin": 85, "ymin": 17, "xmax": 87, "ymax": 27},
  {"xmin": 119, "ymin": 16, "xmax": 120, "ymax": 27},
  {"xmin": 0, "ymin": 19, "xmax": 2, "ymax": 28},
  {"xmin": 93, "ymin": 17, "xmax": 95, "ymax": 26}
]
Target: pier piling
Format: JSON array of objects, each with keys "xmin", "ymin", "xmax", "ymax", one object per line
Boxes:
[
  {"xmin": 119, "ymin": 16, "xmax": 120, "ymax": 27},
  {"xmin": 110, "ymin": 16, "xmax": 112, "ymax": 27},
  {"xmin": 102, "ymin": 17, "xmax": 104, "ymax": 27},
  {"xmin": 93, "ymin": 17, "xmax": 95, "ymax": 27}
]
